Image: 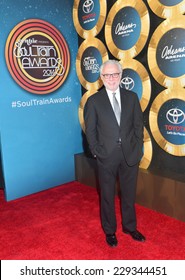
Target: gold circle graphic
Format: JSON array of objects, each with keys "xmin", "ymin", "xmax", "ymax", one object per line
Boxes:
[
  {"xmin": 148, "ymin": 0, "xmax": 185, "ymax": 19},
  {"xmin": 119, "ymin": 59, "xmax": 151, "ymax": 112},
  {"xmin": 78, "ymin": 90, "xmax": 96, "ymax": 132},
  {"xmin": 105, "ymin": 0, "xmax": 150, "ymax": 60},
  {"xmin": 149, "ymin": 87, "xmax": 185, "ymax": 156},
  {"xmin": 76, "ymin": 38, "xmax": 109, "ymax": 91},
  {"xmin": 148, "ymin": 16, "xmax": 185, "ymax": 89},
  {"xmin": 5, "ymin": 19, "xmax": 70, "ymax": 94},
  {"xmin": 73, "ymin": 0, "xmax": 107, "ymax": 39}
]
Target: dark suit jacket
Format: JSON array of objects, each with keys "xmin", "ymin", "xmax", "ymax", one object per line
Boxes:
[{"xmin": 84, "ymin": 87, "xmax": 144, "ymax": 166}]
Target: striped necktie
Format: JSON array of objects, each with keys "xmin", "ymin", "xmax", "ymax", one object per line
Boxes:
[{"xmin": 112, "ymin": 92, "xmax": 121, "ymax": 125}]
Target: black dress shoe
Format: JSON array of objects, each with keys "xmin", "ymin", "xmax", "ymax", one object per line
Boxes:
[
  {"xmin": 123, "ymin": 229, "xmax": 146, "ymax": 242},
  {"xmin": 106, "ymin": 234, "xmax": 118, "ymax": 247}
]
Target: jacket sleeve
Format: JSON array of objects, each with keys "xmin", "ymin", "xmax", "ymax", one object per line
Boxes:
[
  {"xmin": 84, "ymin": 96, "xmax": 98, "ymax": 157},
  {"xmin": 133, "ymin": 94, "xmax": 144, "ymax": 153}
]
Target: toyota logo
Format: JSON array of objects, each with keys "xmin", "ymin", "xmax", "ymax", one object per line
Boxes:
[
  {"xmin": 166, "ymin": 108, "xmax": 185, "ymax": 124},
  {"xmin": 83, "ymin": 0, "xmax": 94, "ymax": 14},
  {"xmin": 120, "ymin": 76, "xmax": 134, "ymax": 91}
]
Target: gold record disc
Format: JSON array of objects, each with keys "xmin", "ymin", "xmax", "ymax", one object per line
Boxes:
[
  {"xmin": 149, "ymin": 87, "xmax": 185, "ymax": 156},
  {"xmin": 148, "ymin": 16, "xmax": 185, "ymax": 89},
  {"xmin": 105, "ymin": 0, "xmax": 150, "ymax": 60},
  {"xmin": 119, "ymin": 59, "xmax": 151, "ymax": 112},
  {"xmin": 76, "ymin": 38, "xmax": 109, "ymax": 91},
  {"xmin": 139, "ymin": 127, "xmax": 153, "ymax": 170},
  {"xmin": 148, "ymin": 0, "xmax": 185, "ymax": 19},
  {"xmin": 78, "ymin": 90, "xmax": 97, "ymax": 131},
  {"xmin": 73, "ymin": 0, "xmax": 107, "ymax": 39}
]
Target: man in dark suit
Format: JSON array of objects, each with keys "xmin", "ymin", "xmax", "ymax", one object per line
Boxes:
[{"xmin": 84, "ymin": 59, "xmax": 145, "ymax": 247}]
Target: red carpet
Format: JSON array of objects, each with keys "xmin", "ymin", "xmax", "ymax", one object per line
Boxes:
[{"xmin": 0, "ymin": 181, "xmax": 185, "ymax": 260}]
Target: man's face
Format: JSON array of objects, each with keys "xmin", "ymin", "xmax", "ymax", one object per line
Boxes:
[{"xmin": 101, "ymin": 63, "xmax": 122, "ymax": 92}]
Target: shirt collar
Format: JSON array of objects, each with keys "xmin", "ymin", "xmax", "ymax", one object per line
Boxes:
[{"xmin": 106, "ymin": 87, "xmax": 120, "ymax": 96}]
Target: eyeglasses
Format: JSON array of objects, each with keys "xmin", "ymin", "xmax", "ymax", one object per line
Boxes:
[{"xmin": 101, "ymin": 73, "xmax": 121, "ymax": 79}]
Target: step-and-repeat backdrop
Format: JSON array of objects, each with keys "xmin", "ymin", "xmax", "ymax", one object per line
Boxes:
[
  {"xmin": 0, "ymin": 0, "xmax": 83, "ymax": 200},
  {"xmin": 73, "ymin": 0, "xmax": 185, "ymax": 179}
]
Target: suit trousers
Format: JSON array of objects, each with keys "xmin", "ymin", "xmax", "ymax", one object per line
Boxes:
[{"xmin": 96, "ymin": 144, "xmax": 139, "ymax": 235}]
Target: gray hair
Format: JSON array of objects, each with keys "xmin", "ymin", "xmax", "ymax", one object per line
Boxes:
[{"xmin": 99, "ymin": 59, "xmax": 122, "ymax": 75}]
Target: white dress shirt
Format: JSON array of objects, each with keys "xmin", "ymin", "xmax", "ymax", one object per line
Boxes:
[{"xmin": 106, "ymin": 88, "xmax": 121, "ymax": 111}]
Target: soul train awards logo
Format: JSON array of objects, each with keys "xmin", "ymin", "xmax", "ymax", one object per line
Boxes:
[
  {"xmin": 81, "ymin": 46, "xmax": 102, "ymax": 83},
  {"xmin": 83, "ymin": 56, "xmax": 99, "ymax": 74},
  {"xmin": 5, "ymin": 19, "xmax": 70, "ymax": 94}
]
